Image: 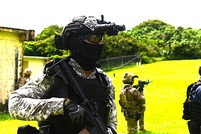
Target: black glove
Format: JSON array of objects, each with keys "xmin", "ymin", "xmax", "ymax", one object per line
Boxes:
[{"xmin": 64, "ymin": 98, "xmax": 85, "ymax": 124}]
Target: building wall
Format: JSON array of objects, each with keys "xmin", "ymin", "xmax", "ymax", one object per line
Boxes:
[
  {"xmin": 23, "ymin": 56, "xmax": 49, "ymax": 79},
  {"xmin": 0, "ymin": 27, "xmax": 34, "ymax": 113},
  {"xmin": 0, "ymin": 32, "xmax": 23, "ymax": 112}
]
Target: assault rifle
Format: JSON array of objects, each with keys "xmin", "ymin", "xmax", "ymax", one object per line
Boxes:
[
  {"xmin": 56, "ymin": 59, "xmax": 115, "ymax": 134},
  {"xmin": 133, "ymin": 80, "xmax": 152, "ymax": 93}
]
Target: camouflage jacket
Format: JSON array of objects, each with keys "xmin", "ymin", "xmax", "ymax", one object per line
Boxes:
[
  {"xmin": 119, "ymin": 84, "xmax": 145, "ymax": 112},
  {"xmin": 8, "ymin": 58, "xmax": 117, "ymax": 130}
]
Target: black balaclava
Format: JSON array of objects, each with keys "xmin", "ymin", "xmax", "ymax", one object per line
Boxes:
[{"xmin": 68, "ymin": 34, "xmax": 103, "ymax": 70}]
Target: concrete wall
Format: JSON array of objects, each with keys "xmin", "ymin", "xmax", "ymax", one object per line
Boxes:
[
  {"xmin": 0, "ymin": 31, "xmax": 23, "ymax": 112},
  {"xmin": 23, "ymin": 56, "xmax": 49, "ymax": 79},
  {"xmin": 0, "ymin": 27, "xmax": 34, "ymax": 113}
]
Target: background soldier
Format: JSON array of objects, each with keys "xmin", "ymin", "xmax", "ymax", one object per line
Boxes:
[
  {"xmin": 16, "ymin": 68, "xmax": 32, "ymax": 89},
  {"xmin": 183, "ymin": 66, "xmax": 201, "ymax": 134},
  {"xmin": 119, "ymin": 72, "xmax": 146, "ymax": 134}
]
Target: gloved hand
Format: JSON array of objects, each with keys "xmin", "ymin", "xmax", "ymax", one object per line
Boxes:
[{"xmin": 64, "ymin": 98, "xmax": 85, "ymax": 124}]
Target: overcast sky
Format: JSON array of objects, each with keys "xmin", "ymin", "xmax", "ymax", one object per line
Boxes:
[{"xmin": 1, "ymin": 0, "xmax": 201, "ymax": 35}]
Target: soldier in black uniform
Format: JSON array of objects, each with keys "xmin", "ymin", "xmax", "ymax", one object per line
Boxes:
[{"xmin": 183, "ymin": 66, "xmax": 201, "ymax": 134}]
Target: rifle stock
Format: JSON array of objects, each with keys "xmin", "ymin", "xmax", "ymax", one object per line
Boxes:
[{"xmin": 58, "ymin": 59, "xmax": 109, "ymax": 134}]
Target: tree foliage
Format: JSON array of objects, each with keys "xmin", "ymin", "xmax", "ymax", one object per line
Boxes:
[
  {"xmin": 24, "ymin": 25, "xmax": 69, "ymax": 58},
  {"xmin": 23, "ymin": 20, "xmax": 201, "ymax": 63}
]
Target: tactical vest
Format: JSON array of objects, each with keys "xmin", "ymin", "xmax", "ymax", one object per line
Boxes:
[
  {"xmin": 119, "ymin": 84, "xmax": 141, "ymax": 112},
  {"xmin": 191, "ymin": 100, "xmax": 201, "ymax": 120},
  {"xmin": 190, "ymin": 82, "xmax": 201, "ymax": 121},
  {"xmin": 183, "ymin": 81, "xmax": 201, "ymax": 121},
  {"xmin": 39, "ymin": 59, "xmax": 110, "ymax": 134}
]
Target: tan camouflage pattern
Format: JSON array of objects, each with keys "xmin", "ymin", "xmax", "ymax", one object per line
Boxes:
[
  {"xmin": 16, "ymin": 76, "xmax": 31, "ymax": 89},
  {"xmin": 126, "ymin": 117, "xmax": 138, "ymax": 134},
  {"xmin": 9, "ymin": 58, "xmax": 117, "ymax": 130},
  {"xmin": 122, "ymin": 72, "xmax": 134, "ymax": 84},
  {"xmin": 119, "ymin": 84, "xmax": 145, "ymax": 134},
  {"xmin": 139, "ymin": 110, "xmax": 145, "ymax": 129},
  {"xmin": 24, "ymin": 68, "xmax": 32, "ymax": 76},
  {"xmin": 119, "ymin": 84, "xmax": 145, "ymax": 110}
]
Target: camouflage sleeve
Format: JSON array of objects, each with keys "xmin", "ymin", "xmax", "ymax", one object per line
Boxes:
[
  {"xmin": 8, "ymin": 71, "xmax": 65, "ymax": 121},
  {"xmin": 103, "ymin": 72, "xmax": 117, "ymax": 130}
]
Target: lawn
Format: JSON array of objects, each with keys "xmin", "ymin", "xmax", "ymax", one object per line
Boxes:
[
  {"xmin": 107, "ymin": 59, "xmax": 201, "ymax": 134},
  {"xmin": 1, "ymin": 59, "xmax": 201, "ymax": 134}
]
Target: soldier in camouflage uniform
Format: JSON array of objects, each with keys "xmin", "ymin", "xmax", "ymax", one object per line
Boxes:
[
  {"xmin": 8, "ymin": 15, "xmax": 125, "ymax": 134},
  {"xmin": 119, "ymin": 72, "xmax": 146, "ymax": 134},
  {"xmin": 16, "ymin": 68, "xmax": 32, "ymax": 89}
]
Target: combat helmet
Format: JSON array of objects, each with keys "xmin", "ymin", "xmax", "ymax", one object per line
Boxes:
[
  {"xmin": 122, "ymin": 72, "xmax": 138, "ymax": 84},
  {"xmin": 54, "ymin": 15, "xmax": 125, "ymax": 50},
  {"xmin": 23, "ymin": 68, "xmax": 32, "ymax": 76}
]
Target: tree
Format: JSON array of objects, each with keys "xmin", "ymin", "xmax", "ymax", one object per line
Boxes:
[
  {"xmin": 23, "ymin": 20, "xmax": 201, "ymax": 63},
  {"xmin": 23, "ymin": 25, "xmax": 69, "ymax": 58}
]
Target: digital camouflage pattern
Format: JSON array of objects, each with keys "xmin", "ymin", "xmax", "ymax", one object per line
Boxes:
[{"xmin": 9, "ymin": 58, "xmax": 117, "ymax": 130}]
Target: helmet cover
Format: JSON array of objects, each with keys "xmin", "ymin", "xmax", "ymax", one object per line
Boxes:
[
  {"xmin": 122, "ymin": 72, "xmax": 138, "ymax": 84},
  {"xmin": 24, "ymin": 68, "xmax": 32, "ymax": 76}
]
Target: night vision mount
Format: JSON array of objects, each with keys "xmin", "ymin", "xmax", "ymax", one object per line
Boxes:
[{"xmin": 54, "ymin": 15, "xmax": 126, "ymax": 50}]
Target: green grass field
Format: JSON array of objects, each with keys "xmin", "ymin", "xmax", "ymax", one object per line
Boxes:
[{"xmin": 1, "ymin": 59, "xmax": 201, "ymax": 134}]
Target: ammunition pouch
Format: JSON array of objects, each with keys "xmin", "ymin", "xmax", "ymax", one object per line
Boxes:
[
  {"xmin": 17, "ymin": 124, "xmax": 39, "ymax": 134},
  {"xmin": 182, "ymin": 100, "xmax": 191, "ymax": 120},
  {"xmin": 136, "ymin": 112, "xmax": 141, "ymax": 121},
  {"xmin": 191, "ymin": 101, "xmax": 201, "ymax": 120},
  {"xmin": 140, "ymin": 104, "xmax": 146, "ymax": 112},
  {"xmin": 187, "ymin": 101, "xmax": 201, "ymax": 134},
  {"xmin": 183, "ymin": 99, "xmax": 201, "ymax": 121},
  {"xmin": 124, "ymin": 111, "xmax": 141, "ymax": 121}
]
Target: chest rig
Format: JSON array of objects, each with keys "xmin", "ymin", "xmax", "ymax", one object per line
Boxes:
[
  {"xmin": 119, "ymin": 84, "xmax": 141, "ymax": 110},
  {"xmin": 39, "ymin": 58, "xmax": 110, "ymax": 134}
]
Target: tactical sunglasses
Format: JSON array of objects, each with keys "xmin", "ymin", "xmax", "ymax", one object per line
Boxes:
[{"xmin": 84, "ymin": 34, "xmax": 103, "ymax": 44}]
